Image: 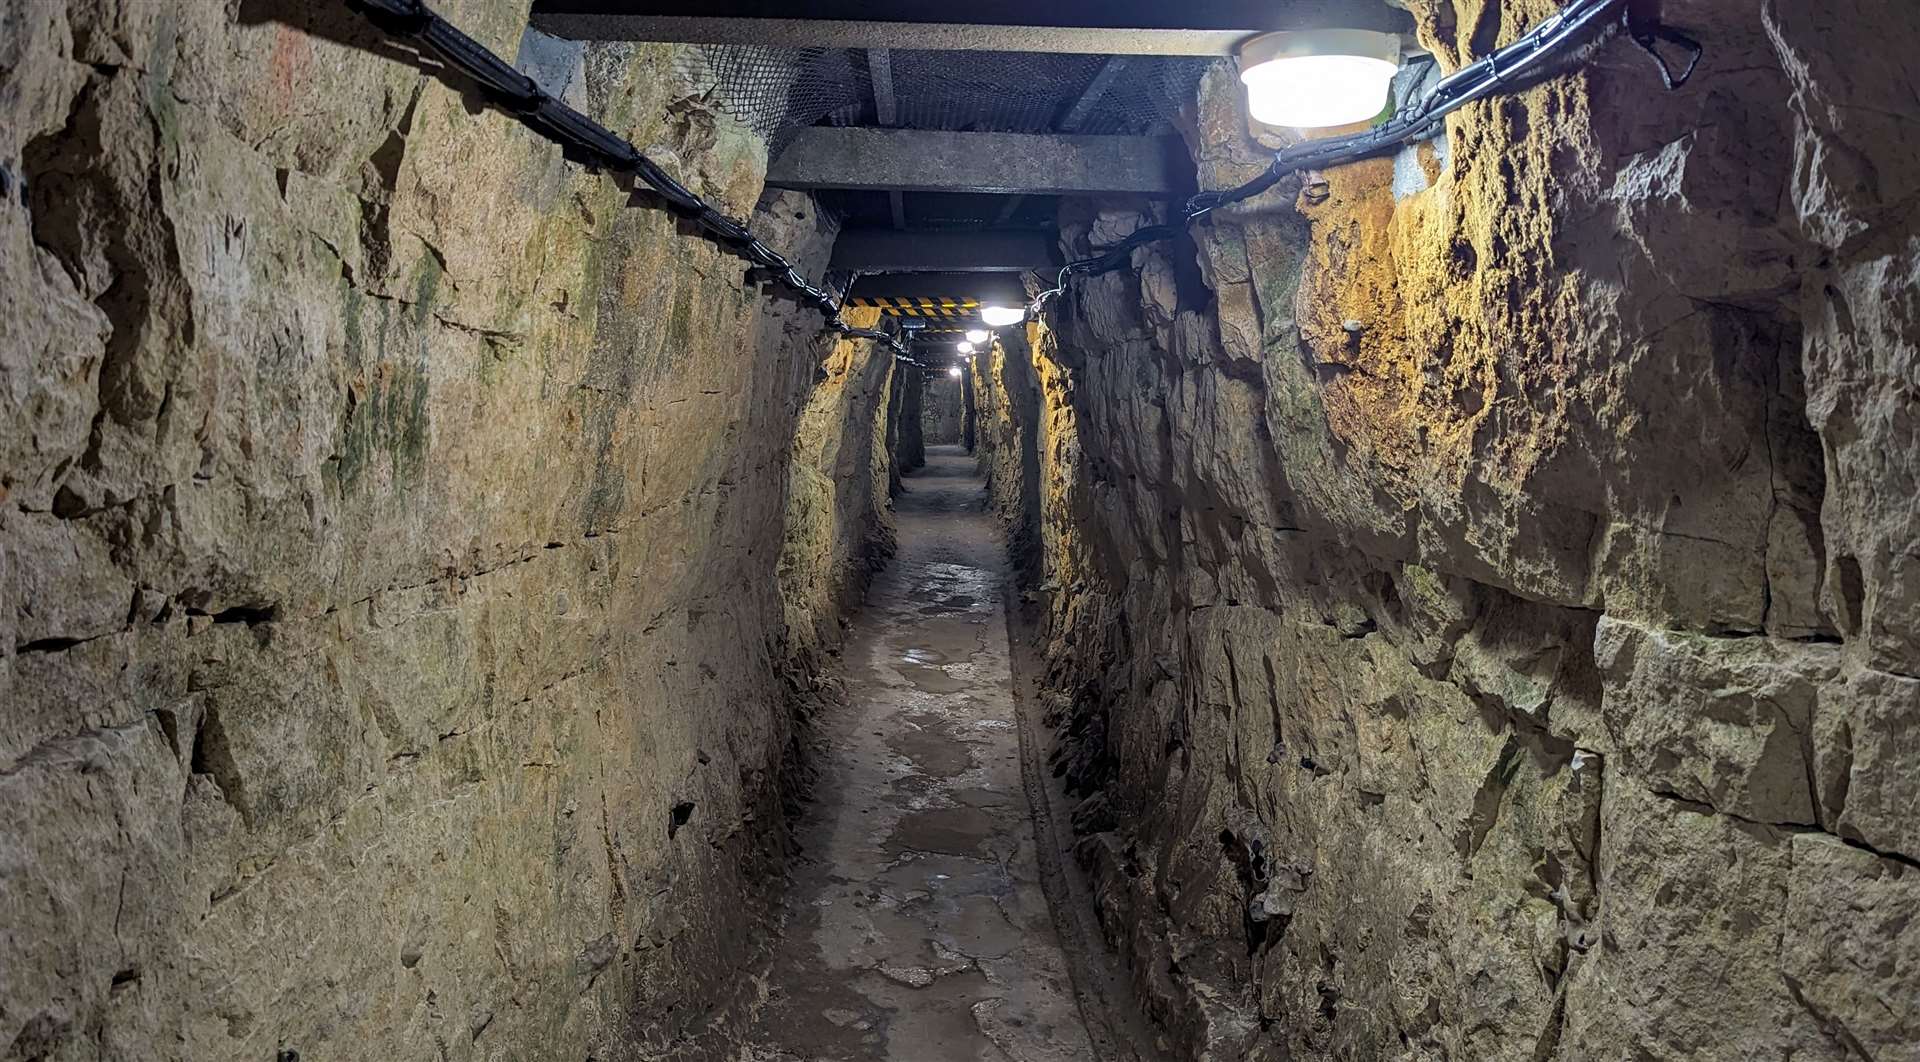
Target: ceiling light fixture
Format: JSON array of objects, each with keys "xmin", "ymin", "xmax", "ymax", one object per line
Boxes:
[
  {"xmin": 957, "ymin": 341, "xmax": 976, "ymax": 354},
  {"xmin": 965, "ymin": 328, "xmax": 990, "ymax": 344},
  {"xmin": 979, "ymin": 305, "xmax": 1025, "ymax": 327},
  {"xmin": 948, "ymin": 366, "xmax": 964, "ymax": 379},
  {"xmin": 1238, "ymin": 29, "xmax": 1401, "ymax": 129}
]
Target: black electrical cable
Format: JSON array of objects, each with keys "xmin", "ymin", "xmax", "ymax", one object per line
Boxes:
[
  {"xmin": 345, "ymin": 0, "xmax": 913, "ymax": 358},
  {"xmin": 342, "ymin": 0, "xmax": 1697, "ymax": 356}
]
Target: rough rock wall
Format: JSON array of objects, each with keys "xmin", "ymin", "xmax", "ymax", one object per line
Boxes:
[
  {"xmin": 0, "ymin": 4, "xmax": 868, "ymax": 1059},
  {"xmin": 978, "ymin": 1, "xmax": 1920, "ymax": 1058},
  {"xmin": 778, "ymin": 299, "xmax": 899, "ymax": 666},
  {"xmin": 894, "ymin": 364, "xmax": 927, "ymax": 473},
  {"xmin": 972, "ymin": 333, "xmax": 1043, "ymax": 560},
  {"xmin": 921, "ymin": 371, "xmax": 966, "ymax": 446}
]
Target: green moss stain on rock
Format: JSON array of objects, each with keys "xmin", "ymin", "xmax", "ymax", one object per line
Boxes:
[
  {"xmin": 144, "ymin": 8, "xmax": 184, "ymax": 154},
  {"xmin": 410, "ymin": 250, "xmax": 443, "ymax": 330},
  {"xmin": 330, "ymin": 263, "xmax": 434, "ymax": 492},
  {"xmin": 664, "ymin": 278, "xmax": 696, "ymax": 365},
  {"xmin": 576, "ymin": 231, "xmax": 645, "ymax": 532}
]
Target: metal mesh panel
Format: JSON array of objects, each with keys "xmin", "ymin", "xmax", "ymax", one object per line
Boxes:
[{"xmin": 675, "ymin": 46, "xmax": 1215, "ymax": 153}]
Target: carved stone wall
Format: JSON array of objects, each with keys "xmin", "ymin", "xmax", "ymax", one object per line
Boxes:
[{"xmin": 975, "ymin": 2, "xmax": 1920, "ymax": 1057}]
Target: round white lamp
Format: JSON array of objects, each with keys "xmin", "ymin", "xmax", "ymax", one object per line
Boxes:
[
  {"xmin": 957, "ymin": 341, "xmax": 976, "ymax": 354},
  {"xmin": 979, "ymin": 305, "xmax": 1025, "ymax": 328},
  {"xmin": 1238, "ymin": 29, "xmax": 1401, "ymax": 129},
  {"xmin": 965, "ymin": 328, "xmax": 990, "ymax": 344},
  {"xmin": 948, "ymin": 366, "xmax": 964, "ymax": 379}
]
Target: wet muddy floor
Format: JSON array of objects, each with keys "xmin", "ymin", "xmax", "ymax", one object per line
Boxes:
[{"xmin": 739, "ymin": 446, "xmax": 1093, "ymax": 1061}]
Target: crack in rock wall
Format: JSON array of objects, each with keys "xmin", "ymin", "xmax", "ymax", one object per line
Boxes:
[
  {"xmin": 975, "ymin": 1, "xmax": 1920, "ymax": 1058},
  {"xmin": 0, "ymin": 4, "xmax": 900, "ymax": 1059}
]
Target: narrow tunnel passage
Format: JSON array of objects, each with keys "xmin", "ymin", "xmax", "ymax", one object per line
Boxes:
[
  {"xmin": 745, "ymin": 446, "xmax": 1091, "ymax": 1061},
  {"xmin": 4, "ymin": 1, "xmax": 1918, "ymax": 1061}
]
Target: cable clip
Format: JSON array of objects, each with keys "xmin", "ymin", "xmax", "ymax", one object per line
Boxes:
[
  {"xmin": 1484, "ymin": 51, "xmax": 1506, "ymax": 87},
  {"xmin": 1623, "ymin": 10, "xmax": 1703, "ymax": 90}
]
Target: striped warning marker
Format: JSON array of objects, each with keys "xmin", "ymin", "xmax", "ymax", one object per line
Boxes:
[{"xmin": 846, "ymin": 296, "xmax": 981, "ymax": 319}]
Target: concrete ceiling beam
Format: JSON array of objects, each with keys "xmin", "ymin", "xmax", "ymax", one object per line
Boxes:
[
  {"xmin": 831, "ymin": 230, "xmax": 1057, "ymax": 273},
  {"xmin": 850, "ymin": 273, "xmax": 1030, "ymax": 303},
  {"xmin": 768, "ymin": 128, "xmax": 1189, "ymax": 197},
  {"xmin": 528, "ymin": 0, "xmax": 1412, "ymax": 54}
]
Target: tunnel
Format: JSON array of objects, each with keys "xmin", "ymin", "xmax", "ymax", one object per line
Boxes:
[{"xmin": 2, "ymin": 0, "xmax": 1917, "ymax": 1059}]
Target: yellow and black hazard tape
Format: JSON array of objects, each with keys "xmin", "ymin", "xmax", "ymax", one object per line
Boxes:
[{"xmin": 845, "ymin": 296, "xmax": 981, "ymax": 318}]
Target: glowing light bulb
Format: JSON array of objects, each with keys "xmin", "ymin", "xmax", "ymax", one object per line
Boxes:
[
  {"xmin": 965, "ymin": 328, "xmax": 990, "ymax": 344},
  {"xmin": 979, "ymin": 305, "xmax": 1025, "ymax": 327},
  {"xmin": 1238, "ymin": 30, "xmax": 1401, "ymax": 130},
  {"xmin": 957, "ymin": 341, "xmax": 976, "ymax": 354},
  {"xmin": 948, "ymin": 366, "xmax": 964, "ymax": 379}
]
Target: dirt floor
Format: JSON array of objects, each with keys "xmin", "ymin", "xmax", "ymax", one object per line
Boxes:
[{"xmin": 738, "ymin": 446, "xmax": 1101, "ymax": 1061}]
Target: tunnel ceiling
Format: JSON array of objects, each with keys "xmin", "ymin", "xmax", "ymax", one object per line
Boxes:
[
  {"xmin": 680, "ymin": 46, "xmax": 1209, "ymax": 151},
  {"xmin": 820, "ymin": 190, "xmax": 1057, "ymax": 233},
  {"xmin": 683, "ymin": 45, "xmax": 1206, "ymax": 259},
  {"xmin": 710, "ymin": 42, "xmax": 1202, "ymax": 316},
  {"xmin": 526, "ymin": 1, "xmax": 1412, "ymax": 317}
]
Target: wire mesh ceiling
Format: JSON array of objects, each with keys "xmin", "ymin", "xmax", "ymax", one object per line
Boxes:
[{"xmin": 674, "ymin": 46, "xmax": 1216, "ymax": 153}]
